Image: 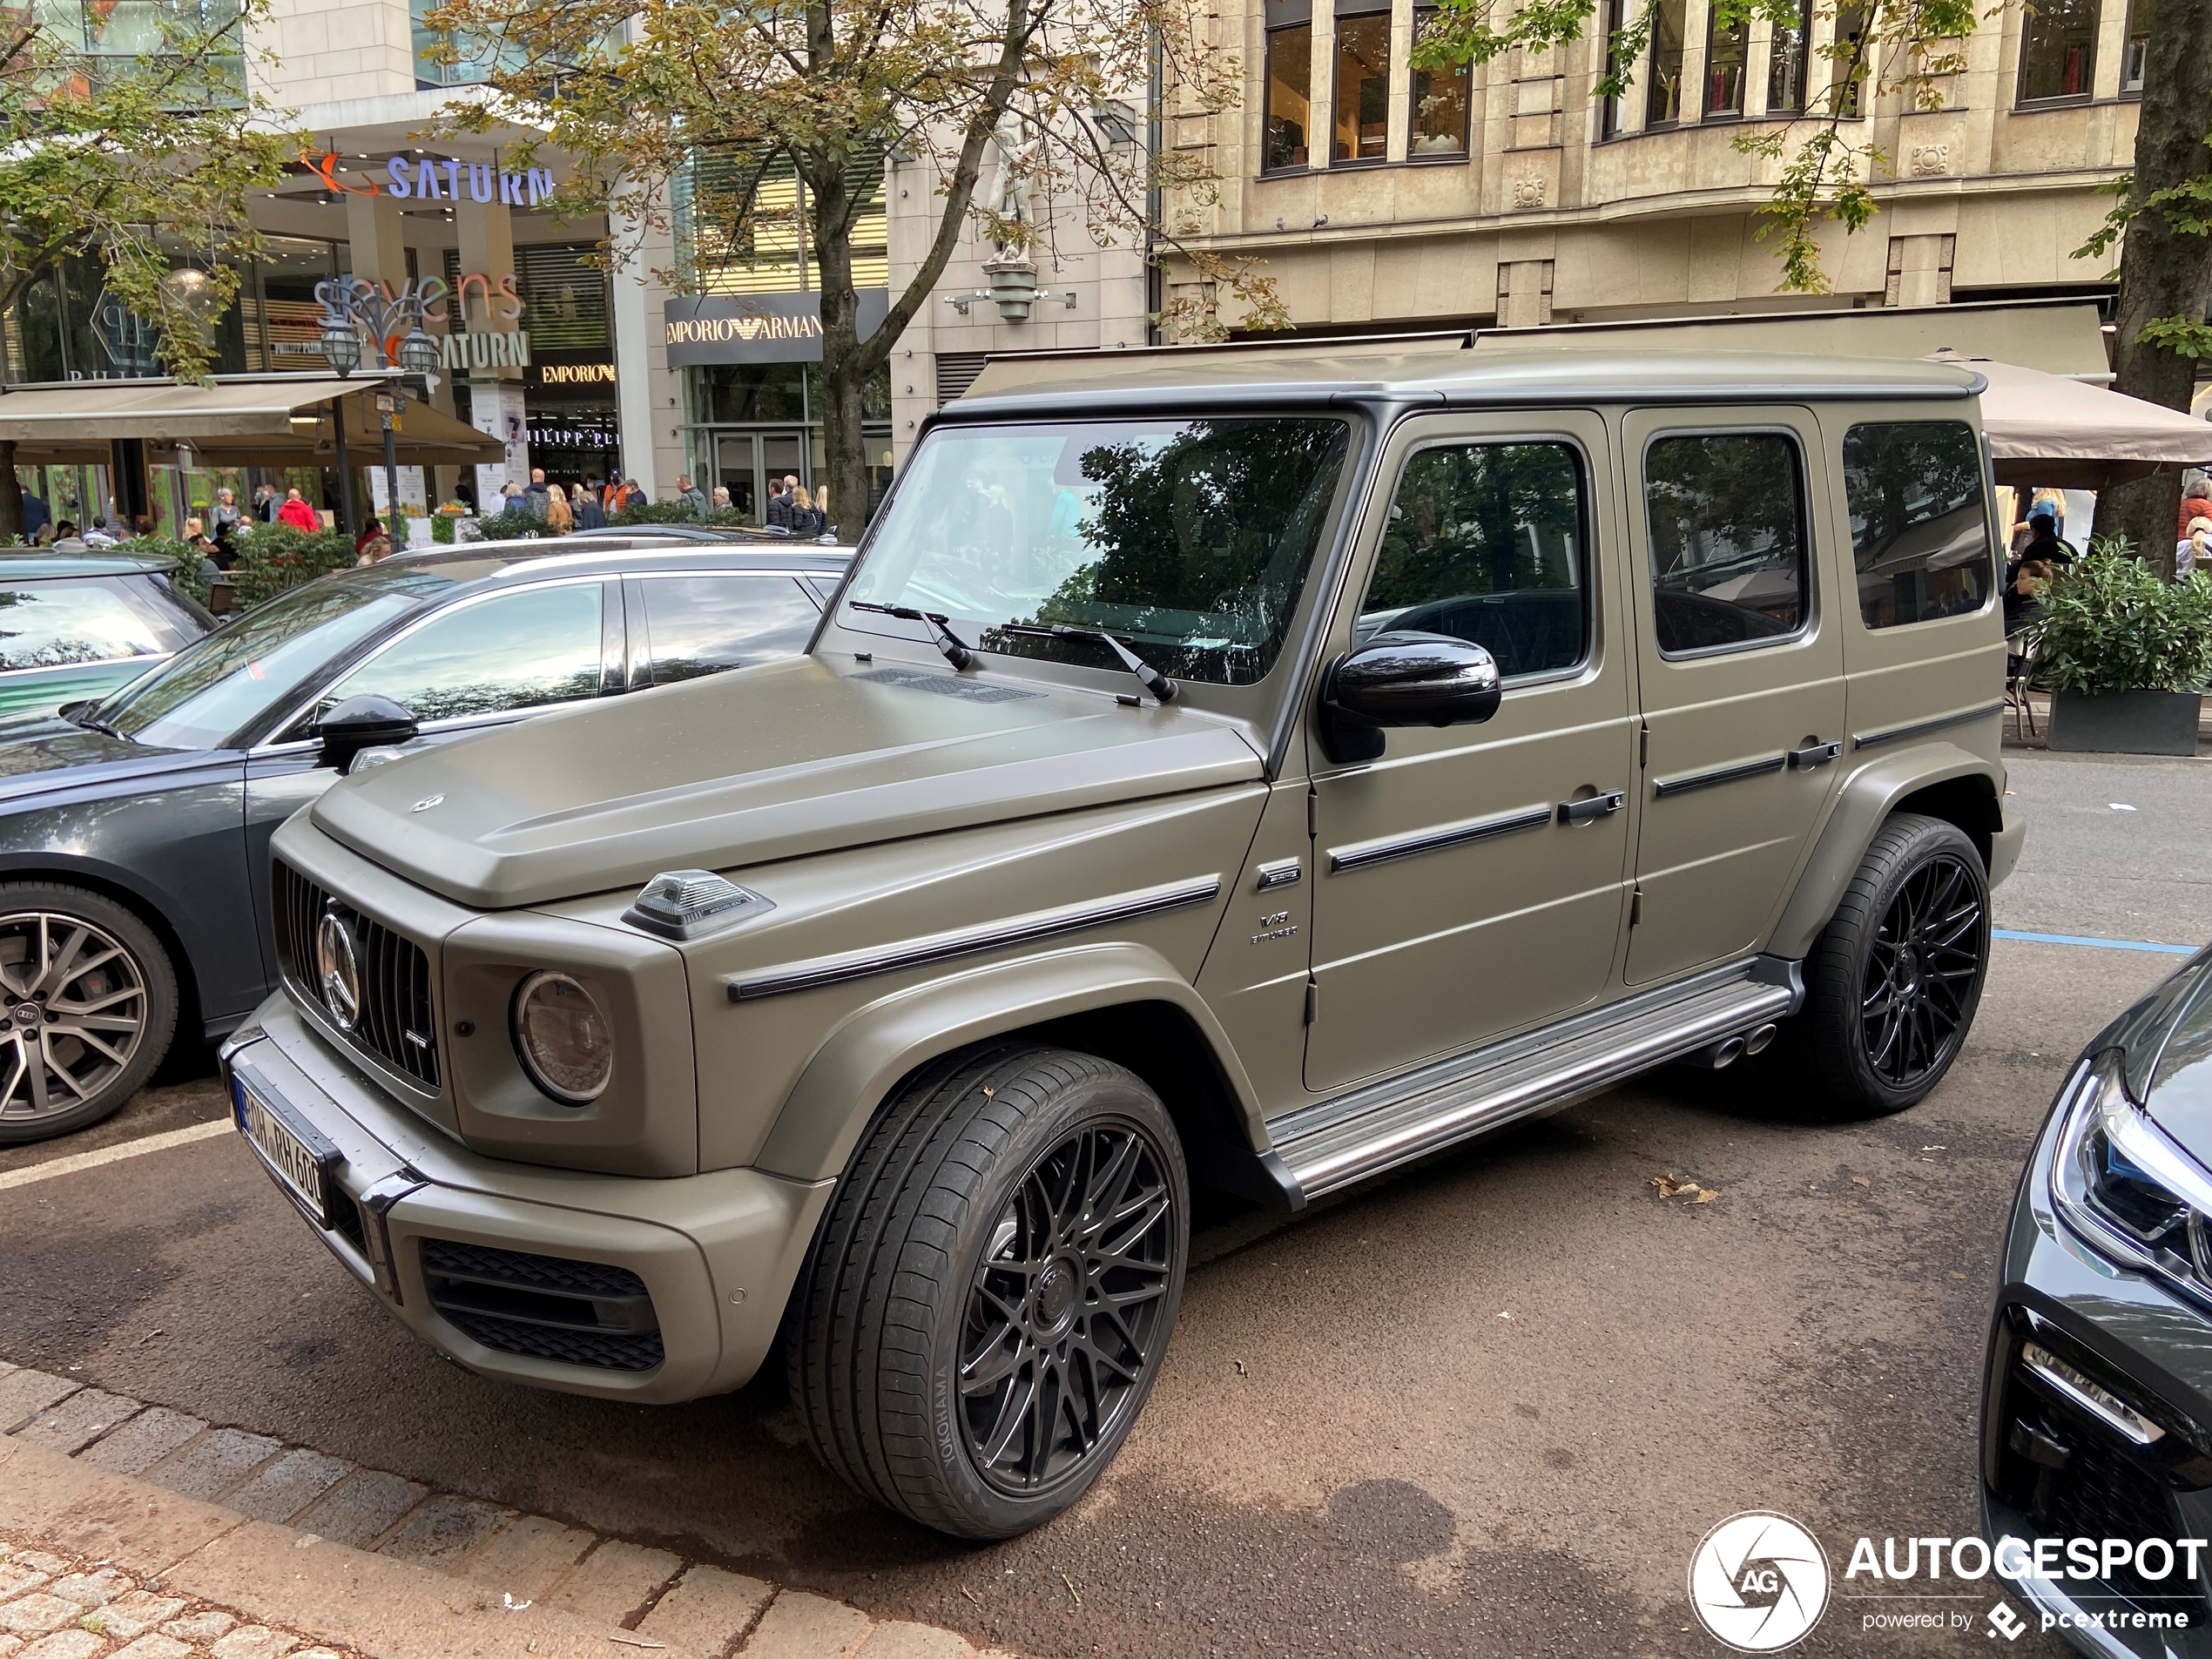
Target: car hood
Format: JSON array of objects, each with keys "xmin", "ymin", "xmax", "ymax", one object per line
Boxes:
[
  {"xmin": 312, "ymin": 654, "xmax": 1266, "ymax": 910},
  {"xmin": 0, "ymin": 713, "xmax": 209, "ymax": 802},
  {"xmin": 2125, "ymin": 948, "xmax": 2212, "ymax": 1162}
]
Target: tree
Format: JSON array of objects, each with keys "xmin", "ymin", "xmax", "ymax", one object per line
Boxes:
[
  {"xmin": 2074, "ymin": 0, "xmax": 2212, "ymax": 580},
  {"xmin": 0, "ymin": 0, "xmax": 293, "ymax": 539},
  {"xmin": 427, "ymin": 0, "xmax": 1286, "ymax": 536}
]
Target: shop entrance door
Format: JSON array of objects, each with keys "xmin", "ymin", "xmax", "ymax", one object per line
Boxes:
[{"xmin": 711, "ymin": 431, "xmax": 810, "ymax": 524}]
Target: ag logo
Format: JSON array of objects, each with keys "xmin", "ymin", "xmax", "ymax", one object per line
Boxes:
[{"xmin": 1687, "ymin": 1512, "xmax": 1831, "ymax": 1652}]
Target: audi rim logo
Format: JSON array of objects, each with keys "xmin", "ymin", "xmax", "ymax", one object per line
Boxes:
[{"xmin": 316, "ymin": 911, "xmax": 361, "ymax": 1031}]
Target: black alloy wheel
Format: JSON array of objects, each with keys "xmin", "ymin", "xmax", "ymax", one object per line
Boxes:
[
  {"xmin": 787, "ymin": 1042, "xmax": 1190, "ymax": 1539},
  {"xmin": 1859, "ymin": 850, "xmax": 1984, "ymax": 1089},
  {"xmin": 959, "ymin": 1119, "xmax": 1177, "ymax": 1494},
  {"xmin": 1779, "ymin": 812, "xmax": 1991, "ymax": 1118}
]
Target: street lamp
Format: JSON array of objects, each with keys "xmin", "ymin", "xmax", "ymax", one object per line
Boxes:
[
  {"xmin": 396, "ymin": 327, "xmax": 442, "ymax": 379},
  {"xmin": 319, "ymin": 321, "xmax": 361, "ymax": 377},
  {"xmin": 315, "ymin": 322, "xmax": 364, "ymax": 539}
]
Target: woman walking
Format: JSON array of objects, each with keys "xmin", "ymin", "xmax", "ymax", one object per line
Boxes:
[{"xmin": 544, "ymin": 482, "xmax": 574, "ymax": 535}]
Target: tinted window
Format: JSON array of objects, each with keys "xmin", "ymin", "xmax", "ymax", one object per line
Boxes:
[
  {"xmin": 0, "ymin": 576, "xmax": 203, "ymax": 671},
  {"xmin": 1359, "ymin": 442, "xmax": 1587, "ymax": 679},
  {"xmin": 1645, "ymin": 433, "xmax": 1808, "ymax": 655},
  {"xmin": 327, "ymin": 583, "xmax": 604, "ymax": 722},
  {"xmin": 850, "ymin": 417, "xmax": 1351, "ymax": 686},
  {"xmin": 641, "ymin": 575, "xmax": 819, "ymax": 685},
  {"xmin": 1842, "ymin": 421, "xmax": 1992, "ymax": 629}
]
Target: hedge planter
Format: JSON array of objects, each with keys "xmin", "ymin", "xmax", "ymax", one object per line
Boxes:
[{"xmin": 2047, "ymin": 690, "xmax": 2205, "ymax": 756}]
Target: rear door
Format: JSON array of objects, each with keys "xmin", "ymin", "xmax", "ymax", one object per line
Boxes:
[
  {"xmin": 1303, "ymin": 409, "xmax": 1637, "ymax": 1094},
  {"xmin": 1622, "ymin": 409, "xmax": 1846, "ymax": 984}
]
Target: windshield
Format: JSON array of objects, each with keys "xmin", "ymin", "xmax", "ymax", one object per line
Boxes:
[
  {"xmin": 91, "ymin": 566, "xmax": 453, "ymax": 749},
  {"xmin": 846, "ymin": 417, "xmax": 1352, "ymax": 685}
]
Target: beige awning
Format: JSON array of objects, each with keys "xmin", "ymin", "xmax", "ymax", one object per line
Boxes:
[
  {"xmin": 0, "ymin": 374, "xmax": 506, "ymax": 467},
  {"xmin": 1950, "ymin": 356, "xmax": 2212, "ymax": 488}
]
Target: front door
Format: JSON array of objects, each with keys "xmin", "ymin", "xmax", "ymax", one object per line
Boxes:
[
  {"xmin": 1305, "ymin": 412, "xmax": 1637, "ymax": 1095},
  {"xmin": 1622, "ymin": 410, "xmax": 1847, "ymax": 985},
  {"xmin": 715, "ymin": 435, "xmax": 759, "ymax": 521}
]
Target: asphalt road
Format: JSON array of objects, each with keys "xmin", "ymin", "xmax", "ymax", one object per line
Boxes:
[{"xmin": 3, "ymin": 748, "xmax": 2207, "ymax": 1658}]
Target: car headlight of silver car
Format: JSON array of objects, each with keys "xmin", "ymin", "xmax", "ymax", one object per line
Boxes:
[
  {"xmin": 2051, "ymin": 1049, "xmax": 2212, "ymax": 1291},
  {"xmin": 511, "ymin": 970, "xmax": 614, "ymax": 1106}
]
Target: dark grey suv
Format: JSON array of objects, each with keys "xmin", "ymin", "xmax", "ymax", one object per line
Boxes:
[{"xmin": 0, "ymin": 535, "xmax": 849, "ymax": 1144}]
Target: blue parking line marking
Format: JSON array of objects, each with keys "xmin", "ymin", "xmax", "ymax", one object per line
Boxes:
[{"xmin": 1993, "ymin": 928, "xmax": 2199, "ymax": 955}]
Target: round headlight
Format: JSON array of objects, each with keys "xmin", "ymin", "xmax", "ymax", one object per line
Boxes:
[{"xmin": 511, "ymin": 971, "xmax": 612, "ymax": 1105}]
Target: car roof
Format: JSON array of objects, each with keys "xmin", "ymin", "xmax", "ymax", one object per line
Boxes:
[
  {"xmin": 949, "ymin": 343, "xmax": 1985, "ymax": 418},
  {"xmin": 368, "ymin": 533, "xmax": 853, "ymax": 590},
  {"xmin": 0, "ymin": 551, "xmax": 175, "ymax": 578}
]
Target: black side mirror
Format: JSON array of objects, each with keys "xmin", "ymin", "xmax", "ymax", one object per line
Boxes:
[
  {"xmin": 314, "ymin": 694, "xmax": 419, "ymax": 771},
  {"xmin": 1317, "ymin": 631, "xmax": 1502, "ymax": 764}
]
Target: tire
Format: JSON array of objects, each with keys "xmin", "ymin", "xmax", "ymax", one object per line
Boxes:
[
  {"xmin": 786, "ymin": 1042, "xmax": 1190, "ymax": 1539},
  {"xmin": 1783, "ymin": 813, "xmax": 1990, "ymax": 1118},
  {"xmin": 0, "ymin": 883, "xmax": 179, "ymax": 1145}
]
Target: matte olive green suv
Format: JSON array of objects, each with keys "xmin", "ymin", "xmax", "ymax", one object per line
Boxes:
[{"xmin": 223, "ymin": 341, "xmax": 2022, "ymax": 1539}]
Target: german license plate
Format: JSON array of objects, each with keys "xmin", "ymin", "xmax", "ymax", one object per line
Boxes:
[{"xmin": 236, "ymin": 1075, "xmax": 333, "ymax": 1221}]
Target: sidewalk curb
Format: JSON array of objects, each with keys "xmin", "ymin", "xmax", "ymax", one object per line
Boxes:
[{"xmin": 0, "ymin": 1366, "xmax": 1015, "ymax": 1659}]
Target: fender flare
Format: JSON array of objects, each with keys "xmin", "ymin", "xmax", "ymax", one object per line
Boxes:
[
  {"xmin": 751, "ymin": 941, "xmax": 1271, "ymax": 1189},
  {"xmin": 1769, "ymin": 741, "xmax": 2002, "ymax": 961}
]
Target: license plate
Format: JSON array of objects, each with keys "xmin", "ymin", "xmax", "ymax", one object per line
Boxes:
[{"xmin": 236, "ymin": 1075, "xmax": 335, "ymax": 1222}]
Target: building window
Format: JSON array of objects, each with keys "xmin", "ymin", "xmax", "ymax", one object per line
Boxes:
[
  {"xmin": 1646, "ymin": 0, "xmax": 1687, "ymax": 128},
  {"xmin": 1706, "ymin": 3, "xmax": 1749, "ymax": 116},
  {"xmin": 1409, "ymin": 6, "xmax": 1471, "ymax": 156},
  {"xmin": 1600, "ymin": 0, "xmax": 1628, "ymax": 137},
  {"xmin": 2017, "ymin": 0, "xmax": 2096, "ymax": 104},
  {"xmin": 1333, "ymin": 0, "xmax": 1393, "ymax": 164},
  {"xmin": 1264, "ymin": 0, "xmax": 1313, "ymax": 172},
  {"xmin": 1832, "ymin": 2, "xmax": 1869, "ymax": 115},
  {"xmin": 2121, "ymin": 0, "xmax": 2152, "ymax": 94},
  {"xmin": 1767, "ymin": 0, "xmax": 1811, "ymax": 112}
]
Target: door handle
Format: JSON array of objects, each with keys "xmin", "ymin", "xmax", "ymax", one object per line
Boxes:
[
  {"xmin": 1789, "ymin": 740, "xmax": 1843, "ymax": 770},
  {"xmin": 1558, "ymin": 789, "xmax": 1627, "ymax": 825}
]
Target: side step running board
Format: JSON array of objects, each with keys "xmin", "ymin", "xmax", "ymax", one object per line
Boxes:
[{"xmin": 1270, "ymin": 956, "xmax": 1802, "ymax": 1202}]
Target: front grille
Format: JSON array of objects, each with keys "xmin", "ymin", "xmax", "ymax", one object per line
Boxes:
[
  {"xmin": 421, "ymin": 1238, "xmax": 663, "ymax": 1372},
  {"xmin": 274, "ymin": 860, "xmax": 440, "ymax": 1088}
]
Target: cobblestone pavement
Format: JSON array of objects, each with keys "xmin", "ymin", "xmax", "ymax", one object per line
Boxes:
[{"xmin": 0, "ymin": 1535, "xmax": 356, "ymax": 1659}]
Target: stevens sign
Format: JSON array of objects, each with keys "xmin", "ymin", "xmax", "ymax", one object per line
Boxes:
[{"xmin": 662, "ymin": 292, "xmax": 888, "ymax": 366}]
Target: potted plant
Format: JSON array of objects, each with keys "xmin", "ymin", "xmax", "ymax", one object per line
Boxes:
[{"xmin": 2032, "ymin": 541, "xmax": 2212, "ymax": 755}]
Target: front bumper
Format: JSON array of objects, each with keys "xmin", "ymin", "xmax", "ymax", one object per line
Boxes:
[
  {"xmin": 222, "ymin": 994, "xmax": 833, "ymax": 1403},
  {"xmin": 1981, "ymin": 1076, "xmax": 2212, "ymax": 1656}
]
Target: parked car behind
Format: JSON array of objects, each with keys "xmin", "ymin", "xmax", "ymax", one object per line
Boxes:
[
  {"xmin": 0, "ymin": 533, "xmax": 849, "ymax": 1144},
  {"xmin": 1983, "ymin": 943, "xmax": 2212, "ymax": 1655},
  {"xmin": 0, "ymin": 551, "xmax": 213, "ymax": 718}
]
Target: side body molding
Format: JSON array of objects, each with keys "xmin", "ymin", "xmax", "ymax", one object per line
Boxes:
[
  {"xmin": 750, "ymin": 941, "xmax": 1274, "ymax": 1190},
  {"xmin": 1767, "ymin": 740, "xmax": 2005, "ymax": 962}
]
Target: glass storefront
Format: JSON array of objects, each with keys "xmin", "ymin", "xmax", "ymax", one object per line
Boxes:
[{"xmin": 683, "ymin": 361, "xmax": 893, "ymax": 523}]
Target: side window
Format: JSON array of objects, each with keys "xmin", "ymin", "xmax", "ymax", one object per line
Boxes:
[
  {"xmin": 324, "ymin": 583, "xmax": 604, "ymax": 722},
  {"xmin": 1644, "ymin": 432, "xmax": 1808, "ymax": 656},
  {"xmin": 1359, "ymin": 441, "xmax": 1588, "ymax": 680},
  {"xmin": 640, "ymin": 575, "xmax": 819, "ymax": 685},
  {"xmin": 1841, "ymin": 421, "xmax": 1993, "ymax": 629},
  {"xmin": 0, "ymin": 577, "xmax": 199, "ymax": 670}
]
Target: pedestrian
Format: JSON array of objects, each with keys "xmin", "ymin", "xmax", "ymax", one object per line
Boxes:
[
  {"xmin": 354, "ymin": 516, "xmax": 386, "ymax": 559},
  {"xmin": 545, "ymin": 482, "xmax": 574, "ymax": 534},
  {"xmin": 501, "ymin": 481, "xmax": 526, "ymax": 513},
  {"xmin": 576, "ymin": 477, "xmax": 607, "ymax": 530},
  {"xmin": 524, "ymin": 468, "xmax": 550, "ymax": 520},
  {"xmin": 2004, "ymin": 557, "xmax": 2054, "ymax": 633},
  {"xmin": 82, "ymin": 517, "xmax": 118, "ymax": 548},
  {"xmin": 208, "ymin": 487, "xmax": 241, "ymax": 539},
  {"xmin": 2177, "ymin": 473, "xmax": 2212, "ymax": 540},
  {"xmin": 711, "ymin": 485, "xmax": 732, "ymax": 513},
  {"xmin": 790, "ymin": 484, "xmax": 823, "ymax": 538},
  {"xmin": 2181, "ymin": 516, "xmax": 2212, "ymax": 578},
  {"xmin": 252, "ymin": 482, "xmax": 280, "ymax": 523},
  {"xmin": 18, "ymin": 489, "xmax": 49, "ymax": 541},
  {"xmin": 354, "ymin": 522, "xmax": 393, "ymax": 565},
  {"xmin": 277, "ymin": 488, "xmax": 321, "ymax": 531},
  {"xmin": 50, "ymin": 521, "xmax": 85, "ymax": 554},
  {"xmin": 2017, "ymin": 509, "xmax": 2074, "ymax": 568},
  {"xmin": 813, "ymin": 482, "xmax": 832, "ymax": 539},
  {"xmin": 622, "ymin": 477, "xmax": 645, "ymax": 511},
  {"xmin": 675, "ymin": 474, "xmax": 707, "ymax": 517}
]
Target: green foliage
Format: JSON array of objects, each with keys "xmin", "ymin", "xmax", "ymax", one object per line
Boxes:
[
  {"xmin": 114, "ymin": 536, "xmax": 212, "ymax": 606},
  {"xmin": 2029, "ymin": 542, "xmax": 2212, "ymax": 694},
  {"xmin": 0, "ymin": 0, "xmax": 295, "ymax": 384},
  {"xmin": 468, "ymin": 506, "xmax": 548, "ymax": 543},
  {"xmin": 228, "ymin": 523, "xmax": 357, "ymax": 609},
  {"xmin": 608, "ymin": 499, "xmax": 699, "ymax": 526}
]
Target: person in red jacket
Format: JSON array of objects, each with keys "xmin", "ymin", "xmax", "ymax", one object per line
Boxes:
[{"xmin": 276, "ymin": 488, "xmax": 322, "ymax": 531}]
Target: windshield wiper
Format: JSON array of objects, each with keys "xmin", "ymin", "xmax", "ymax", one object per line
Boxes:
[
  {"xmin": 64, "ymin": 704, "xmax": 122, "ymax": 738},
  {"xmin": 847, "ymin": 600, "xmax": 974, "ymax": 670},
  {"xmin": 1001, "ymin": 624, "xmax": 1177, "ymax": 704}
]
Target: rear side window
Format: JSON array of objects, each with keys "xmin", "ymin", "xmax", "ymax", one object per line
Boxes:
[
  {"xmin": 1644, "ymin": 432, "xmax": 1809, "ymax": 656},
  {"xmin": 639, "ymin": 575, "xmax": 819, "ymax": 685},
  {"xmin": 0, "ymin": 575, "xmax": 202, "ymax": 670},
  {"xmin": 1358, "ymin": 441, "xmax": 1588, "ymax": 679},
  {"xmin": 1841, "ymin": 421, "xmax": 1993, "ymax": 628}
]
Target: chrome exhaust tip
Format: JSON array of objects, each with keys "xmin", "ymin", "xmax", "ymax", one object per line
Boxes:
[
  {"xmin": 1743, "ymin": 1022, "xmax": 1778, "ymax": 1056},
  {"xmin": 1698, "ymin": 1035, "xmax": 1748, "ymax": 1069}
]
